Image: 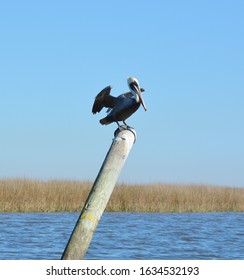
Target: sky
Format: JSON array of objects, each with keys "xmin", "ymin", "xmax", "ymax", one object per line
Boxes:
[{"xmin": 0, "ymin": 0, "xmax": 243, "ymax": 187}]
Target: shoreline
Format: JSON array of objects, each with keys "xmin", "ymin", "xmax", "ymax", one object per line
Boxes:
[{"xmin": 0, "ymin": 178, "xmax": 243, "ymax": 213}]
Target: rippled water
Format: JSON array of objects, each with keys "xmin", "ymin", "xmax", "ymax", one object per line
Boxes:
[{"xmin": 0, "ymin": 212, "xmax": 243, "ymax": 259}]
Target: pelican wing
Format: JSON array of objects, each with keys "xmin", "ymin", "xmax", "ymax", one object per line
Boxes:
[
  {"xmin": 119, "ymin": 92, "xmax": 133, "ymax": 98},
  {"xmin": 92, "ymin": 85, "xmax": 117, "ymax": 114},
  {"xmin": 117, "ymin": 88, "xmax": 145, "ymax": 99}
]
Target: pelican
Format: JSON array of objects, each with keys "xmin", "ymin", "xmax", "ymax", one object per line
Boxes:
[{"xmin": 92, "ymin": 77, "xmax": 147, "ymax": 128}]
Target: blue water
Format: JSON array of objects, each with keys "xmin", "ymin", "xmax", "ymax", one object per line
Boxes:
[{"xmin": 0, "ymin": 212, "xmax": 243, "ymax": 259}]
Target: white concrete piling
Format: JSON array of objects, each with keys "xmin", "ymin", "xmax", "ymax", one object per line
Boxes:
[{"xmin": 61, "ymin": 127, "xmax": 136, "ymax": 260}]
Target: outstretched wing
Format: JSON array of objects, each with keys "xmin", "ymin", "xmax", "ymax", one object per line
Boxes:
[{"xmin": 92, "ymin": 85, "xmax": 117, "ymax": 114}]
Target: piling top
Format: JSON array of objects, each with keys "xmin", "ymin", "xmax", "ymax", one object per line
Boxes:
[{"xmin": 114, "ymin": 126, "xmax": 137, "ymax": 143}]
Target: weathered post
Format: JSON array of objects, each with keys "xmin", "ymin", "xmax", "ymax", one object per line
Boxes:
[{"xmin": 61, "ymin": 127, "xmax": 136, "ymax": 260}]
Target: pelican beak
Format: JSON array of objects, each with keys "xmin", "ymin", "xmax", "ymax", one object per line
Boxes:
[
  {"xmin": 138, "ymin": 90, "xmax": 147, "ymax": 111},
  {"xmin": 128, "ymin": 77, "xmax": 147, "ymax": 111}
]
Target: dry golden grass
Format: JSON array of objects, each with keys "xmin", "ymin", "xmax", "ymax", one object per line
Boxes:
[
  {"xmin": 0, "ymin": 178, "xmax": 91, "ymax": 212},
  {"xmin": 0, "ymin": 178, "xmax": 243, "ymax": 212},
  {"xmin": 108, "ymin": 183, "xmax": 244, "ymax": 212}
]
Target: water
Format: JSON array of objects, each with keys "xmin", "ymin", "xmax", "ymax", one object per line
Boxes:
[{"xmin": 0, "ymin": 212, "xmax": 243, "ymax": 260}]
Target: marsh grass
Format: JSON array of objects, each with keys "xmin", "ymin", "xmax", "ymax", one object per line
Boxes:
[
  {"xmin": 0, "ymin": 178, "xmax": 91, "ymax": 212},
  {"xmin": 0, "ymin": 178, "xmax": 243, "ymax": 212}
]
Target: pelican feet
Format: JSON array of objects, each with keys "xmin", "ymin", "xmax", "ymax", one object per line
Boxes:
[
  {"xmin": 114, "ymin": 124, "xmax": 136, "ymax": 142},
  {"xmin": 114, "ymin": 125, "xmax": 126, "ymax": 137},
  {"xmin": 120, "ymin": 124, "xmax": 132, "ymax": 130},
  {"xmin": 119, "ymin": 124, "xmax": 135, "ymax": 131}
]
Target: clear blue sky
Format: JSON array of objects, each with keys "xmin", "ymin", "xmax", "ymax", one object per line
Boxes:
[{"xmin": 1, "ymin": 0, "xmax": 243, "ymax": 186}]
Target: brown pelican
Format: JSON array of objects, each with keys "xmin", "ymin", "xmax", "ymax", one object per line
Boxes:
[{"xmin": 92, "ymin": 77, "xmax": 147, "ymax": 128}]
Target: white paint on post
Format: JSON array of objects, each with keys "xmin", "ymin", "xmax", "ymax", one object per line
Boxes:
[{"xmin": 61, "ymin": 128, "xmax": 136, "ymax": 260}]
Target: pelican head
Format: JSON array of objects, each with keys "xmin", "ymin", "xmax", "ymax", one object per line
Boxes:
[{"xmin": 127, "ymin": 77, "xmax": 147, "ymax": 111}]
